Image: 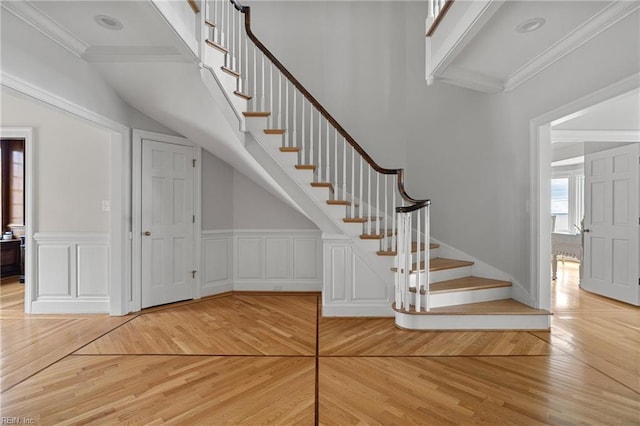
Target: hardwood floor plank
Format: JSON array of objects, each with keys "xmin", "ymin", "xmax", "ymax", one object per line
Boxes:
[
  {"xmin": 319, "ymin": 317, "xmax": 552, "ymax": 356},
  {"xmin": 319, "ymin": 357, "xmax": 640, "ymax": 425},
  {"xmin": 76, "ymin": 295, "xmax": 318, "ymax": 356},
  {"xmin": 1, "ymin": 356, "xmax": 315, "ymax": 425},
  {"xmin": 1, "ymin": 315, "xmax": 133, "ymax": 391}
]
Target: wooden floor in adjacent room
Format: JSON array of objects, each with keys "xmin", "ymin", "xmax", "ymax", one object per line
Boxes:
[{"xmin": 1, "ymin": 262, "xmax": 639, "ymax": 425}]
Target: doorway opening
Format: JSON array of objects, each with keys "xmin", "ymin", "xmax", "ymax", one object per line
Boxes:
[{"xmin": 532, "ymin": 79, "xmax": 640, "ymax": 310}]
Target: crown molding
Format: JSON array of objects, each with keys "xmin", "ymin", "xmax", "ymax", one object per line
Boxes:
[
  {"xmin": 1, "ymin": 1, "xmax": 88, "ymax": 58},
  {"xmin": 504, "ymin": 1, "xmax": 640, "ymax": 92},
  {"xmin": 437, "ymin": 66, "xmax": 504, "ymax": 93},
  {"xmin": 551, "ymin": 129, "xmax": 640, "ymax": 143}
]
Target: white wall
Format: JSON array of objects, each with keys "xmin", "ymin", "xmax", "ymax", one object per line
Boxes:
[
  {"xmin": 2, "ymin": 90, "xmax": 111, "ymax": 232},
  {"xmin": 240, "ymin": 1, "xmax": 639, "ymax": 299},
  {"xmin": 1, "ymin": 9, "xmax": 182, "ymax": 136},
  {"xmin": 201, "ymin": 149, "xmax": 234, "ymax": 230}
]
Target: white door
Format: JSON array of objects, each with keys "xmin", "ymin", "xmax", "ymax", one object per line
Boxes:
[
  {"xmin": 582, "ymin": 143, "xmax": 639, "ymax": 305},
  {"xmin": 141, "ymin": 139, "xmax": 195, "ymax": 308}
]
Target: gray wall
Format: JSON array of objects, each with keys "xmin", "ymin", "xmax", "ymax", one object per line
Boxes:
[
  {"xmin": 201, "ymin": 149, "xmax": 317, "ymax": 230},
  {"xmin": 242, "ymin": 1, "xmax": 639, "ymax": 292}
]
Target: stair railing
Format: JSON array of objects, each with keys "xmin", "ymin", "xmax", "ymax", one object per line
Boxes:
[
  {"xmin": 426, "ymin": 0, "xmax": 454, "ymax": 37},
  {"xmin": 205, "ymin": 0, "xmax": 431, "ymax": 312}
]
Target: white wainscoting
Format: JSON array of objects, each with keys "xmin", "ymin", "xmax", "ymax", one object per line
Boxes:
[
  {"xmin": 201, "ymin": 229, "xmax": 322, "ymax": 296},
  {"xmin": 201, "ymin": 231, "xmax": 233, "ymax": 297},
  {"xmin": 322, "ymin": 235, "xmax": 394, "ymax": 317},
  {"xmin": 31, "ymin": 233, "xmax": 110, "ymax": 313}
]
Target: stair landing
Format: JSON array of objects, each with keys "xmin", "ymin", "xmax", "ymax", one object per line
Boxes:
[{"xmin": 393, "ymin": 299, "xmax": 551, "ymax": 330}]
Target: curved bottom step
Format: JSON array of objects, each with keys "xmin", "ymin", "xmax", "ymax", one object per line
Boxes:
[{"xmin": 393, "ymin": 299, "xmax": 551, "ymax": 330}]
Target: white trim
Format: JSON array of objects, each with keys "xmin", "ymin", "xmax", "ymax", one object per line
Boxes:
[
  {"xmin": 427, "ymin": 0, "xmax": 504, "ymax": 82},
  {"xmin": 551, "ymin": 129, "xmax": 640, "ymax": 143},
  {"xmin": 529, "ymin": 73, "xmax": 640, "ymax": 311},
  {"xmin": 395, "ymin": 312, "xmax": 551, "ymax": 331},
  {"xmin": 436, "ymin": 66, "xmax": 503, "ymax": 93},
  {"xmin": 193, "ymin": 145, "xmax": 203, "ymax": 299},
  {"xmin": 131, "ymin": 129, "xmax": 200, "ymax": 312},
  {"xmin": 33, "ymin": 233, "xmax": 109, "ymax": 242},
  {"xmin": 0, "ymin": 127, "xmax": 34, "ymax": 314},
  {"xmin": 0, "ymin": 73, "xmax": 127, "ymax": 134},
  {"xmin": 1, "ymin": 74, "xmax": 131, "ymax": 316},
  {"xmin": 505, "ymin": 2, "xmax": 640, "ymax": 92},
  {"xmin": 31, "ymin": 299, "xmax": 110, "ymax": 314},
  {"xmin": 322, "ymin": 304, "xmax": 393, "ymax": 317},
  {"xmin": 0, "ymin": 1, "xmax": 88, "ymax": 58}
]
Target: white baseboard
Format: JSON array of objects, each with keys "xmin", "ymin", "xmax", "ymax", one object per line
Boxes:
[
  {"xmin": 31, "ymin": 298, "xmax": 109, "ymax": 314},
  {"xmin": 233, "ymin": 282, "xmax": 322, "ymax": 292},
  {"xmin": 322, "ymin": 303, "xmax": 394, "ymax": 317},
  {"xmin": 395, "ymin": 312, "xmax": 551, "ymax": 330}
]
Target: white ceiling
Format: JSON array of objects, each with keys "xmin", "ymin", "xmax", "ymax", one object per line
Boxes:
[
  {"xmin": 453, "ymin": 1, "xmax": 611, "ymax": 81},
  {"xmin": 430, "ymin": 0, "xmax": 639, "ymax": 93}
]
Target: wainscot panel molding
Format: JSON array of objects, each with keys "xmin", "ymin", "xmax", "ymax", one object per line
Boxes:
[
  {"xmin": 201, "ymin": 230, "xmax": 322, "ymax": 294},
  {"xmin": 234, "ymin": 230, "xmax": 322, "ymax": 291},
  {"xmin": 201, "ymin": 231, "xmax": 233, "ymax": 297},
  {"xmin": 32, "ymin": 233, "xmax": 110, "ymax": 314},
  {"xmin": 322, "ymin": 235, "xmax": 394, "ymax": 317}
]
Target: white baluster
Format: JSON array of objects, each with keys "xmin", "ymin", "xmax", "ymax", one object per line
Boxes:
[
  {"xmin": 416, "ymin": 210, "xmax": 421, "ymax": 312},
  {"xmin": 326, "ymin": 121, "xmax": 330, "ymax": 185},
  {"xmin": 336, "ymin": 124, "xmax": 346, "ymax": 192},
  {"xmin": 424, "ymin": 206, "xmax": 430, "ymax": 312},
  {"xmin": 395, "ymin": 211, "xmax": 403, "ymax": 309},
  {"xmin": 350, "ymin": 146, "xmax": 355, "ymax": 218},
  {"xmin": 375, "ymin": 172, "xmax": 380, "ymax": 237},
  {"xmin": 292, "ymin": 86, "xmax": 297, "ymax": 149},
  {"xmin": 404, "ymin": 213, "xmax": 412, "ymax": 311},
  {"xmin": 392, "ymin": 187, "xmax": 396, "ymax": 253},
  {"xmin": 269, "ymin": 63, "xmax": 273, "ymax": 128},
  {"xmin": 308, "ymin": 104, "xmax": 313, "ymax": 168},
  {"xmin": 301, "ymin": 100, "xmax": 306, "ymax": 163},
  {"xmin": 285, "ymin": 80, "xmax": 290, "ymax": 146},
  {"xmin": 260, "ymin": 54, "xmax": 265, "ymax": 113},
  {"xmin": 367, "ymin": 165, "xmax": 372, "ymax": 235},
  {"xmin": 277, "ymin": 73, "xmax": 282, "ymax": 130},
  {"xmin": 317, "ymin": 113, "xmax": 322, "ymax": 182},
  {"xmin": 342, "ymin": 137, "xmax": 346, "ymax": 203},
  {"xmin": 384, "ymin": 175, "xmax": 388, "ymax": 251},
  {"xmin": 358, "ymin": 156, "xmax": 363, "ymax": 219}
]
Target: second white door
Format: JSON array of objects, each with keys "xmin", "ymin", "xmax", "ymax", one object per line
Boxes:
[
  {"xmin": 141, "ymin": 139, "xmax": 195, "ymax": 308},
  {"xmin": 582, "ymin": 143, "xmax": 639, "ymax": 306}
]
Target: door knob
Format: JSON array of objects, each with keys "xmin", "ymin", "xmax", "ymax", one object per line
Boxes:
[
  {"xmin": 143, "ymin": 231, "xmax": 151, "ymax": 236},
  {"xmin": 582, "ymin": 229, "xmax": 590, "ymax": 233}
]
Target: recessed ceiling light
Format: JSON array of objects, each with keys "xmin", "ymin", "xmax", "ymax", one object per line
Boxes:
[
  {"xmin": 94, "ymin": 15, "xmax": 123, "ymax": 31},
  {"xmin": 516, "ymin": 17, "xmax": 545, "ymax": 33}
]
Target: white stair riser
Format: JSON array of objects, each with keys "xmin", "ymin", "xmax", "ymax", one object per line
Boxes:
[
  {"xmin": 430, "ymin": 266, "xmax": 473, "ymax": 283},
  {"xmin": 411, "ymin": 286, "xmax": 512, "ymax": 308},
  {"xmin": 395, "ymin": 312, "xmax": 551, "ymax": 330}
]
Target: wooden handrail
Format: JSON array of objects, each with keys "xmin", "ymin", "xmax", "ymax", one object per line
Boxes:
[
  {"xmin": 228, "ymin": 0, "xmax": 429, "ymax": 208},
  {"xmin": 426, "ymin": 0, "xmax": 454, "ymax": 37}
]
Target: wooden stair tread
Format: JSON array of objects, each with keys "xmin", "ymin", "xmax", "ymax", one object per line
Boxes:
[
  {"xmin": 391, "ymin": 257, "xmax": 474, "ymax": 273},
  {"xmin": 393, "ymin": 299, "xmax": 551, "ymax": 316},
  {"xmin": 280, "ymin": 147, "xmax": 300, "ymax": 152},
  {"xmin": 343, "ymin": 217, "xmax": 380, "ymax": 223},
  {"xmin": 361, "ymin": 229, "xmax": 396, "ymax": 240},
  {"xmin": 311, "ymin": 182, "xmax": 334, "ymax": 191},
  {"xmin": 206, "ymin": 39, "xmax": 228, "ymax": 53},
  {"xmin": 234, "ymin": 90, "xmax": 252, "ymax": 100},
  {"xmin": 377, "ymin": 242, "xmax": 439, "ymax": 256},
  {"xmin": 264, "ymin": 129, "xmax": 286, "ymax": 135},
  {"xmin": 295, "ymin": 164, "xmax": 316, "ymax": 170},
  {"xmin": 409, "ymin": 276, "xmax": 512, "ymax": 295},
  {"xmin": 243, "ymin": 112, "xmax": 271, "ymax": 117},
  {"xmin": 204, "ymin": 19, "xmax": 216, "ymax": 28},
  {"xmin": 221, "ymin": 66, "xmax": 240, "ymax": 78},
  {"xmin": 327, "ymin": 200, "xmax": 350, "ymax": 206}
]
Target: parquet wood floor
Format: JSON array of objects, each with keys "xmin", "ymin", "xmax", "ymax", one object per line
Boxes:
[
  {"xmin": 1, "ymin": 355, "xmax": 315, "ymax": 425},
  {"xmin": 319, "ymin": 356, "xmax": 640, "ymax": 425},
  {"xmin": 319, "ymin": 317, "xmax": 552, "ymax": 356},
  {"xmin": 2, "ymin": 264, "xmax": 639, "ymax": 424},
  {"xmin": 76, "ymin": 294, "xmax": 317, "ymax": 356}
]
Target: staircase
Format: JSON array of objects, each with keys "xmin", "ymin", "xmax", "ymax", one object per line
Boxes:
[{"xmin": 198, "ymin": 0, "xmax": 550, "ymax": 330}]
